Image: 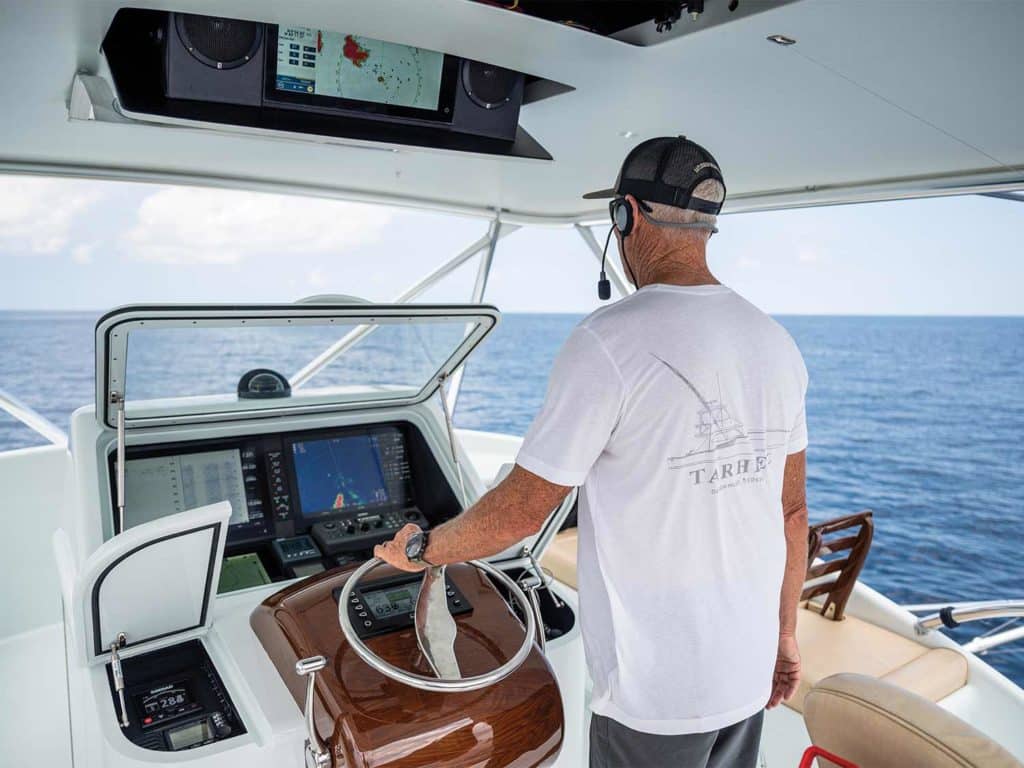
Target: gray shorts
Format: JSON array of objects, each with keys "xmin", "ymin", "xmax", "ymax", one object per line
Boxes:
[{"xmin": 589, "ymin": 710, "xmax": 764, "ymax": 768}]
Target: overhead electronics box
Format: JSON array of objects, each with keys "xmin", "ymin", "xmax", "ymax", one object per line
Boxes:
[{"xmin": 99, "ymin": 9, "xmax": 562, "ymax": 159}]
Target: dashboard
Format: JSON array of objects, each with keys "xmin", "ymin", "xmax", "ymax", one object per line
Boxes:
[{"xmin": 109, "ymin": 421, "xmax": 461, "ymax": 591}]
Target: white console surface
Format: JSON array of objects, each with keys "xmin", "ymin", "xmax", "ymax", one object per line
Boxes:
[{"xmin": 66, "ymin": 574, "xmax": 585, "ymax": 767}]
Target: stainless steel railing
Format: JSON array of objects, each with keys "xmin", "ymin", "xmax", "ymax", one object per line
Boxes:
[
  {"xmin": 913, "ymin": 600, "xmax": 1024, "ymax": 636},
  {"xmin": 0, "ymin": 387, "xmax": 67, "ymax": 447}
]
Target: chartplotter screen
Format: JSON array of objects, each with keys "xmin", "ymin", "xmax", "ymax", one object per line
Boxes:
[
  {"xmin": 274, "ymin": 26, "xmax": 445, "ymax": 112},
  {"xmin": 289, "ymin": 429, "xmax": 412, "ymax": 520}
]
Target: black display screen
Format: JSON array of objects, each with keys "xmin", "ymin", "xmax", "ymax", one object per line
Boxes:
[
  {"xmin": 139, "ymin": 684, "xmax": 191, "ymax": 716},
  {"xmin": 264, "ymin": 24, "xmax": 459, "ymax": 123},
  {"xmin": 288, "ymin": 428, "xmax": 412, "ymax": 520},
  {"xmin": 166, "ymin": 719, "xmax": 214, "ymax": 750},
  {"xmin": 134, "ymin": 680, "xmax": 202, "ymax": 729}
]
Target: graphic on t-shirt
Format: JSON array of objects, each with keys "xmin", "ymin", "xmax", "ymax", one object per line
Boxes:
[
  {"xmin": 651, "ymin": 354, "xmax": 789, "ymax": 491},
  {"xmin": 650, "ymin": 354, "xmax": 746, "ymax": 455}
]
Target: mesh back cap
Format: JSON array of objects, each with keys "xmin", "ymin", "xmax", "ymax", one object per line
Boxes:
[{"xmin": 583, "ymin": 136, "xmax": 726, "ymax": 215}]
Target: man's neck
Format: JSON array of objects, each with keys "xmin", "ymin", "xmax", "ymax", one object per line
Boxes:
[{"xmin": 638, "ymin": 249, "xmax": 720, "ymax": 288}]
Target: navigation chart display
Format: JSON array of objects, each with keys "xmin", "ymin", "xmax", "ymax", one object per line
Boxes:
[
  {"xmin": 123, "ymin": 449, "xmax": 249, "ymax": 530},
  {"xmin": 274, "ymin": 26, "xmax": 445, "ymax": 112},
  {"xmin": 290, "ymin": 431, "xmax": 411, "ymax": 519}
]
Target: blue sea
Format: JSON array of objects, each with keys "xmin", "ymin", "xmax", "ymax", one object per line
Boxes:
[{"xmin": 1, "ymin": 312, "xmax": 1022, "ymax": 684}]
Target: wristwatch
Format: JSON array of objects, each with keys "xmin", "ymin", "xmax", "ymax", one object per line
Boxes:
[{"xmin": 404, "ymin": 529, "xmax": 436, "ymax": 567}]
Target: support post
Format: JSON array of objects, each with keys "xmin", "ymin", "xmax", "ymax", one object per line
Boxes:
[
  {"xmin": 444, "ymin": 216, "xmax": 504, "ymax": 413},
  {"xmin": 291, "ymin": 218, "xmax": 518, "ymax": 389}
]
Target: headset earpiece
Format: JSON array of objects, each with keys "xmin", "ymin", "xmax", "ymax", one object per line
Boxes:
[
  {"xmin": 597, "ymin": 196, "xmax": 638, "ymax": 300},
  {"xmin": 610, "ymin": 197, "xmax": 634, "ymax": 237}
]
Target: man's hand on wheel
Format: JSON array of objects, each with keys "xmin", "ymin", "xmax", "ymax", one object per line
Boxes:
[
  {"xmin": 767, "ymin": 633, "xmax": 801, "ymax": 709},
  {"xmin": 374, "ymin": 523, "xmax": 427, "ymax": 573}
]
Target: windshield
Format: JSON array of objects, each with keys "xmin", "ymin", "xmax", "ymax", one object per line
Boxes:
[{"xmin": 102, "ymin": 308, "xmax": 496, "ymax": 424}]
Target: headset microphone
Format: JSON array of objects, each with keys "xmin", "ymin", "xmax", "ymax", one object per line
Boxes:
[{"xmin": 597, "ymin": 224, "xmax": 614, "ymax": 301}]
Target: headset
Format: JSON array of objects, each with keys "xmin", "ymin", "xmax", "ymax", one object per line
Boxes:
[{"xmin": 597, "ymin": 197, "xmax": 719, "ymax": 300}]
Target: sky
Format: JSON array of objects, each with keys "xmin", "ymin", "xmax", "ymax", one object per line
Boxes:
[{"xmin": 0, "ymin": 174, "xmax": 1022, "ymax": 316}]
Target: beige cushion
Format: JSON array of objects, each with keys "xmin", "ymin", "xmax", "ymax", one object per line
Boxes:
[
  {"xmin": 883, "ymin": 648, "xmax": 968, "ymax": 703},
  {"xmin": 537, "ymin": 532, "xmax": 969, "ymax": 715},
  {"xmin": 541, "ymin": 528, "xmax": 578, "ymax": 590},
  {"xmin": 790, "ymin": 606, "xmax": 967, "ymax": 712},
  {"xmin": 805, "ymin": 673, "xmax": 1023, "ymax": 768}
]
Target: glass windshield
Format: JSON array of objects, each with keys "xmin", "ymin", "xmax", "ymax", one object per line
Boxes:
[{"xmin": 109, "ymin": 310, "xmax": 494, "ymax": 422}]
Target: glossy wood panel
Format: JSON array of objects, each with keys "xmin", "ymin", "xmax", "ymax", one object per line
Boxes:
[{"xmin": 251, "ymin": 563, "xmax": 563, "ymax": 768}]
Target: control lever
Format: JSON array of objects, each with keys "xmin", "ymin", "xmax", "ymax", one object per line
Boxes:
[
  {"xmin": 516, "ymin": 571, "xmax": 547, "ymax": 652},
  {"xmin": 295, "ymin": 656, "xmax": 332, "ymax": 768},
  {"xmin": 109, "ymin": 632, "xmax": 130, "ymax": 728}
]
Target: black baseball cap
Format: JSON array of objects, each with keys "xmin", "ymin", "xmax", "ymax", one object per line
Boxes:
[{"xmin": 583, "ymin": 135, "xmax": 726, "ymax": 215}]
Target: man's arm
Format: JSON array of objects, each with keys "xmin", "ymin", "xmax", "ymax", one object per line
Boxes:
[
  {"xmin": 374, "ymin": 464, "xmax": 571, "ymax": 572},
  {"xmin": 768, "ymin": 449, "xmax": 808, "ymax": 709}
]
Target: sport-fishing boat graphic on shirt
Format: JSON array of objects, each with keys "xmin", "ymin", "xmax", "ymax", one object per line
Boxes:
[
  {"xmin": 650, "ymin": 354, "xmax": 746, "ymax": 453},
  {"xmin": 650, "ymin": 354, "xmax": 788, "ymax": 488}
]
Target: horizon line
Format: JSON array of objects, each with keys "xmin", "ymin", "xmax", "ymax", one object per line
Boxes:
[{"xmin": 0, "ymin": 308, "xmax": 1022, "ymax": 320}]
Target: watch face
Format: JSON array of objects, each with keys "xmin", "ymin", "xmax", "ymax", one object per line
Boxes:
[{"xmin": 405, "ymin": 531, "xmax": 425, "ymax": 560}]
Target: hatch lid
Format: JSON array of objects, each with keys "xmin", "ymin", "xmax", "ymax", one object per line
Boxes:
[
  {"xmin": 95, "ymin": 303, "xmax": 499, "ymax": 429},
  {"xmin": 76, "ymin": 501, "xmax": 231, "ymax": 664}
]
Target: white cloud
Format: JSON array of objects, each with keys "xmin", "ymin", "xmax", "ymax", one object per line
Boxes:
[
  {"xmin": 0, "ymin": 176, "xmax": 101, "ymax": 254},
  {"xmin": 71, "ymin": 244, "xmax": 95, "ymax": 264},
  {"xmin": 124, "ymin": 187, "xmax": 393, "ymax": 264},
  {"xmin": 737, "ymin": 256, "xmax": 761, "ymax": 269},
  {"xmin": 307, "ymin": 267, "xmax": 326, "ymax": 287},
  {"xmin": 797, "ymin": 246, "xmax": 821, "ymax": 263}
]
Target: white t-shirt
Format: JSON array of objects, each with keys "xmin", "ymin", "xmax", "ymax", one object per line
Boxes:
[{"xmin": 516, "ymin": 284, "xmax": 808, "ymax": 735}]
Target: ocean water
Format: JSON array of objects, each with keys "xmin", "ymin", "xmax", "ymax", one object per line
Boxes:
[{"xmin": 1, "ymin": 311, "xmax": 1022, "ymax": 684}]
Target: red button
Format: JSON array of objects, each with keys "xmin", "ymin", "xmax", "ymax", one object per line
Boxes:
[{"xmin": 143, "ymin": 717, "xmax": 152, "ymax": 724}]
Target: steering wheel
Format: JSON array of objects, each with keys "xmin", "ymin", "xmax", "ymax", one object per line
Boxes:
[{"xmin": 337, "ymin": 558, "xmax": 536, "ymax": 693}]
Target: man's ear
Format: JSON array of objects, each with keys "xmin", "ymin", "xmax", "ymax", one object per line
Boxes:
[{"xmin": 625, "ymin": 194, "xmax": 643, "ymax": 233}]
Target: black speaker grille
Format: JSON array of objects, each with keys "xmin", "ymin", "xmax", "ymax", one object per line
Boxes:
[
  {"xmin": 462, "ymin": 61, "xmax": 518, "ymax": 110},
  {"xmin": 177, "ymin": 14, "xmax": 262, "ymax": 70}
]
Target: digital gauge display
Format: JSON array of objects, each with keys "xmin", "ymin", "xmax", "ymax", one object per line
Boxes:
[
  {"xmin": 135, "ymin": 682, "xmax": 200, "ymax": 728},
  {"xmin": 143, "ymin": 688, "xmax": 188, "ymax": 714},
  {"xmin": 362, "ymin": 583, "xmax": 420, "ymax": 619}
]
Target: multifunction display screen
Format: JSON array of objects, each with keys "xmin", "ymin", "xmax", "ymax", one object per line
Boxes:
[
  {"xmin": 123, "ymin": 449, "xmax": 249, "ymax": 530},
  {"xmin": 274, "ymin": 26, "xmax": 445, "ymax": 112},
  {"xmin": 290, "ymin": 429, "xmax": 411, "ymax": 519}
]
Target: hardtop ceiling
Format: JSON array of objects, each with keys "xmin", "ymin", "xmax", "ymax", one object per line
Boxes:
[{"xmin": 2, "ymin": 0, "xmax": 1023, "ymax": 223}]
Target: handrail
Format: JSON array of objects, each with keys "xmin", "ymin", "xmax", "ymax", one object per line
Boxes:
[
  {"xmin": 914, "ymin": 600, "xmax": 1024, "ymax": 635},
  {"xmin": 0, "ymin": 387, "xmax": 67, "ymax": 447},
  {"xmin": 964, "ymin": 624, "xmax": 1024, "ymax": 654}
]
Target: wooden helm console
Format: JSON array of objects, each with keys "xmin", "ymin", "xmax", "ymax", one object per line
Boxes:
[{"xmin": 251, "ymin": 562, "xmax": 564, "ymax": 768}]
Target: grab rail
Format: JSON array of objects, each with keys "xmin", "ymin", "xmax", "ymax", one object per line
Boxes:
[
  {"xmin": 0, "ymin": 387, "xmax": 67, "ymax": 447},
  {"xmin": 913, "ymin": 600, "xmax": 1024, "ymax": 635}
]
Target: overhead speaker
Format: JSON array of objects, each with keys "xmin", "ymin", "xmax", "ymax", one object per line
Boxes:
[
  {"xmin": 451, "ymin": 59, "xmax": 524, "ymax": 141},
  {"xmin": 164, "ymin": 13, "xmax": 265, "ymax": 106},
  {"xmin": 175, "ymin": 14, "xmax": 263, "ymax": 70},
  {"xmin": 462, "ymin": 61, "xmax": 519, "ymax": 110}
]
